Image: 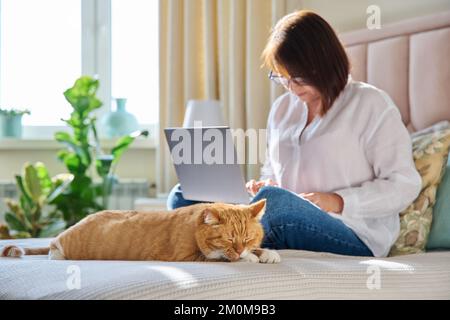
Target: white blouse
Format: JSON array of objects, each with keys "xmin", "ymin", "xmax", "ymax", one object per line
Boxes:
[{"xmin": 261, "ymin": 77, "xmax": 422, "ymax": 257}]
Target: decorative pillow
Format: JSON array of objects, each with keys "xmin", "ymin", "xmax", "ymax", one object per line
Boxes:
[
  {"xmin": 426, "ymin": 155, "xmax": 450, "ymax": 250},
  {"xmin": 389, "ymin": 128, "xmax": 450, "ymax": 256}
]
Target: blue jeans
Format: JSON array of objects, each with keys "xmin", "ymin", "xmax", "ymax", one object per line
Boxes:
[{"xmin": 167, "ymin": 184, "xmax": 373, "ymax": 257}]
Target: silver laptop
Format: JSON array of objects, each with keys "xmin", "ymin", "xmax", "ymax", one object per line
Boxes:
[{"xmin": 164, "ymin": 126, "xmax": 251, "ymax": 204}]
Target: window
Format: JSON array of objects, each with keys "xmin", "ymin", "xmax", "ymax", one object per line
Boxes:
[
  {"xmin": 112, "ymin": 0, "xmax": 159, "ymax": 125},
  {"xmin": 0, "ymin": 0, "xmax": 82, "ymax": 126},
  {"xmin": 0, "ymin": 0, "xmax": 159, "ymax": 136}
]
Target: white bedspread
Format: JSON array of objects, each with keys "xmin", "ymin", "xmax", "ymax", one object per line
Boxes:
[{"xmin": 1, "ymin": 238, "xmax": 449, "ymax": 300}]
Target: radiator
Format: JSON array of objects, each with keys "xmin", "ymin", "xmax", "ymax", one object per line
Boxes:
[{"xmin": 0, "ymin": 179, "xmax": 151, "ymax": 223}]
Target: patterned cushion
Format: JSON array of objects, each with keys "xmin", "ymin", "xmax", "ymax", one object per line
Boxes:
[{"xmin": 389, "ymin": 128, "xmax": 450, "ymax": 256}]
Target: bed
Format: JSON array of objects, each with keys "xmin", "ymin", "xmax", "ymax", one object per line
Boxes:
[
  {"xmin": 1, "ymin": 12, "xmax": 450, "ymax": 300},
  {"xmin": 1, "ymin": 238, "xmax": 449, "ymax": 299}
]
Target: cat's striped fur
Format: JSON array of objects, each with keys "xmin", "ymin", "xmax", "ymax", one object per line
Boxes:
[{"xmin": 1, "ymin": 200, "xmax": 280, "ymax": 263}]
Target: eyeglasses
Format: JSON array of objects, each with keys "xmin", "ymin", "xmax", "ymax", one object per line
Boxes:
[{"xmin": 268, "ymin": 71, "xmax": 308, "ymax": 89}]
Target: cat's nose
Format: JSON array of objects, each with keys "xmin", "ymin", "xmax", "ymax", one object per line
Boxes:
[{"xmin": 234, "ymin": 244, "xmax": 244, "ymax": 255}]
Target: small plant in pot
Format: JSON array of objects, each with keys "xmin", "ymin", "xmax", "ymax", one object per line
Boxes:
[{"xmin": 0, "ymin": 108, "xmax": 30, "ymax": 138}]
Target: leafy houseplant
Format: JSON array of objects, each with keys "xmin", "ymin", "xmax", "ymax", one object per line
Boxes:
[
  {"xmin": 4, "ymin": 162, "xmax": 73, "ymax": 238},
  {"xmin": 0, "ymin": 108, "xmax": 30, "ymax": 138},
  {"xmin": 52, "ymin": 76, "xmax": 148, "ymax": 226},
  {"xmin": 0, "ymin": 224, "xmax": 11, "ymax": 239}
]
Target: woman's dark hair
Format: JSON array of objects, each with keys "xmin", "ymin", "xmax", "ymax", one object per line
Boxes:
[{"xmin": 262, "ymin": 10, "xmax": 350, "ymax": 114}]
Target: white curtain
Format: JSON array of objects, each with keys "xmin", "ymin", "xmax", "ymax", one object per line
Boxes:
[{"xmin": 158, "ymin": 0, "xmax": 304, "ymax": 195}]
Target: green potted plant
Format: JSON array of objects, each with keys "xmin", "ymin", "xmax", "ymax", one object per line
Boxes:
[
  {"xmin": 0, "ymin": 224, "xmax": 11, "ymax": 239},
  {"xmin": 4, "ymin": 162, "xmax": 73, "ymax": 238},
  {"xmin": 0, "ymin": 108, "xmax": 30, "ymax": 138},
  {"xmin": 52, "ymin": 76, "xmax": 148, "ymax": 226}
]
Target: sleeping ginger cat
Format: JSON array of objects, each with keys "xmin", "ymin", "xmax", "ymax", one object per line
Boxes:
[{"xmin": 1, "ymin": 199, "xmax": 280, "ymax": 264}]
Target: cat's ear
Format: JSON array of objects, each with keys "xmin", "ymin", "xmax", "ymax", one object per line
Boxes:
[
  {"xmin": 249, "ymin": 199, "xmax": 266, "ymax": 220},
  {"xmin": 203, "ymin": 208, "xmax": 221, "ymax": 225}
]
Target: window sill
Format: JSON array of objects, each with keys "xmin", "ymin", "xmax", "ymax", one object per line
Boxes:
[
  {"xmin": 0, "ymin": 137, "xmax": 158, "ymax": 151},
  {"xmin": 0, "ymin": 123, "xmax": 159, "ymax": 151}
]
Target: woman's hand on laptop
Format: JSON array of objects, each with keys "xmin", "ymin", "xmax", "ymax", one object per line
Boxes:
[{"xmin": 246, "ymin": 179, "xmax": 278, "ymax": 196}]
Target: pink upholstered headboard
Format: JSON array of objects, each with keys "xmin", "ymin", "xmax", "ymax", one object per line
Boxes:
[{"xmin": 340, "ymin": 11, "xmax": 450, "ymax": 132}]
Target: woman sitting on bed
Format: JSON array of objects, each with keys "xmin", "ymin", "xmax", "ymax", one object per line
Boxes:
[{"xmin": 167, "ymin": 10, "xmax": 422, "ymax": 258}]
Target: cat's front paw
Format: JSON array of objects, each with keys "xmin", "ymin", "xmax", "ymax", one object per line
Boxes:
[
  {"xmin": 258, "ymin": 249, "xmax": 281, "ymax": 264},
  {"xmin": 240, "ymin": 252, "xmax": 259, "ymax": 263}
]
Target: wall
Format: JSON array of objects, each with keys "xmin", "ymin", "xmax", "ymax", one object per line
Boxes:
[{"xmin": 0, "ymin": 146, "xmax": 156, "ymax": 184}]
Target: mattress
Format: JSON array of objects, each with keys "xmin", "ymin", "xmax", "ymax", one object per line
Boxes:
[{"xmin": 1, "ymin": 238, "xmax": 449, "ymax": 300}]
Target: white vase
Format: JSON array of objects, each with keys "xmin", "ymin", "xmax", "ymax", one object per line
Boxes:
[{"xmin": 100, "ymin": 98, "xmax": 139, "ymax": 138}]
